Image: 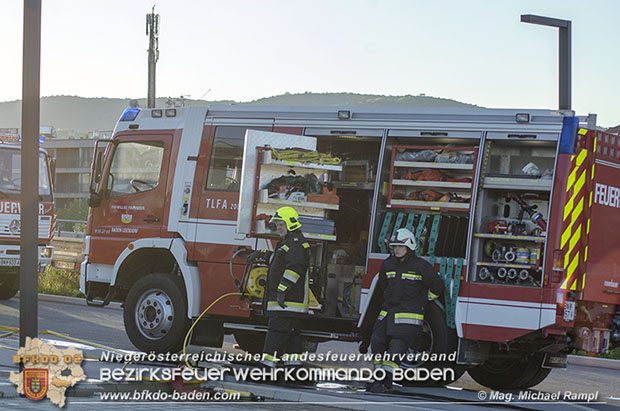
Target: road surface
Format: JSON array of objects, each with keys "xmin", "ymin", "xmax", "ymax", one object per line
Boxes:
[{"xmin": 0, "ymin": 297, "xmax": 618, "ymax": 410}]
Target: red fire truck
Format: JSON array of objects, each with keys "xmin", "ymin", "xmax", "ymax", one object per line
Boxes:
[
  {"xmin": 80, "ymin": 106, "xmax": 619, "ymax": 388},
  {"xmin": 0, "ymin": 134, "xmax": 56, "ymax": 299}
]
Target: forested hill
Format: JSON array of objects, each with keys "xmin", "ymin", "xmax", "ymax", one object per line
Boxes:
[{"xmin": 0, "ymin": 93, "xmax": 476, "ymax": 136}]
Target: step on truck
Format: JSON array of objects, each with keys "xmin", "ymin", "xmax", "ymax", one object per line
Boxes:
[
  {"xmin": 0, "ymin": 133, "xmax": 56, "ymax": 299},
  {"xmin": 81, "ymin": 105, "xmax": 620, "ymax": 389}
]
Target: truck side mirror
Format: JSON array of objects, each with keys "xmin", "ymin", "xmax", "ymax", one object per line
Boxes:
[
  {"xmin": 91, "ymin": 151, "xmax": 103, "ymax": 191},
  {"xmin": 88, "ymin": 191, "xmax": 101, "ymax": 208},
  {"xmin": 88, "ymin": 152, "xmax": 103, "ymax": 208},
  {"xmin": 88, "ymin": 139, "xmax": 112, "ymax": 208}
]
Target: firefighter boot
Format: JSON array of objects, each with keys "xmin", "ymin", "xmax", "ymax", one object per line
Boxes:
[{"xmin": 368, "ymin": 372, "xmax": 392, "ymax": 393}]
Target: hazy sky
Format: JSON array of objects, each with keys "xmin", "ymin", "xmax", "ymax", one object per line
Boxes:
[{"xmin": 0, "ymin": 0, "xmax": 618, "ymax": 126}]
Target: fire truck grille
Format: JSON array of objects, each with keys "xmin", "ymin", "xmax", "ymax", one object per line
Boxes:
[{"xmin": 0, "ymin": 215, "xmax": 53, "ymax": 240}]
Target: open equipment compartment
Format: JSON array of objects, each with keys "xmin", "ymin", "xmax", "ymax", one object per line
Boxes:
[
  {"xmin": 250, "ymin": 146, "xmax": 342, "ymax": 241},
  {"xmin": 469, "ymin": 138, "xmax": 556, "ymax": 287},
  {"xmin": 373, "ymin": 141, "xmax": 479, "ymax": 260}
]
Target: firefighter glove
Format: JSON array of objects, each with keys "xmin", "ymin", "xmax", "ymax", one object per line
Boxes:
[
  {"xmin": 246, "ymin": 249, "xmax": 272, "ymax": 264},
  {"xmin": 276, "ymin": 291, "xmax": 286, "ymax": 309},
  {"xmin": 359, "ymin": 339, "xmax": 370, "ymax": 354},
  {"xmin": 358, "ymin": 329, "xmax": 372, "ymax": 354}
]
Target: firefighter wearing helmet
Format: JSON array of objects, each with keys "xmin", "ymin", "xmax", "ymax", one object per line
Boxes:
[
  {"xmin": 363, "ymin": 228, "xmax": 444, "ymax": 393},
  {"xmin": 246, "ymin": 206, "xmax": 310, "ymax": 370}
]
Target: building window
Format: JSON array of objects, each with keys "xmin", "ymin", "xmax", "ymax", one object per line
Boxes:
[{"xmin": 205, "ymin": 126, "xmax": 269, "ymax": 191}]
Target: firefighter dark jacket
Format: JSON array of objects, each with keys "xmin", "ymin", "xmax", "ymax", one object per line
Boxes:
[
  {"xmin": 266, "ymin": 229, "xmax": 310, "ymax": 315},
  {"xmin": 374, "ymin": 254, "xmax": 444, "ymax": 334}
]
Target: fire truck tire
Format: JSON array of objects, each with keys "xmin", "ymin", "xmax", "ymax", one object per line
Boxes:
[
  {"xmin": 467, "ymin": 353, "xmax": 547, "ymax": 389},
  {"xmin": 0, "ymin": 274, "xmax": 19, "ymax": 300},
  {"xmin": 519, "ymin": 364, "xmax": 552, "ymax": 388},
  {"xmin": 401, "ymin": 302, "xmax": 465, "ymax": 387},
  {"xmin": 123, "ymin": 273, "xmax": 190, "ymax": 353},
  {"xmin": 233, "ymin": 331, "xmax": 266, "ymax": 354}
]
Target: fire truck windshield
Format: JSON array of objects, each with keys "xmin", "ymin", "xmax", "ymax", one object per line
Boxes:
[{"xmin": 0, "ymin": 148, "xmax": 51, "ymax": 198}]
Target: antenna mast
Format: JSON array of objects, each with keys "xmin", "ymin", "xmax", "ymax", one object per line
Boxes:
[{"xmin": 146, "ymin": 6, "xmax": 160, "ymax": 108}]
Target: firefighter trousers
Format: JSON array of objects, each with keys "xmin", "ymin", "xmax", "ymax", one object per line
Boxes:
[
  {"xmin": 370, "ymin": 316, "xmax": 421, "ymax": 385},
  {"xmin": 260, "ymin": 316, "xmax": 303, "ymax": 367}
]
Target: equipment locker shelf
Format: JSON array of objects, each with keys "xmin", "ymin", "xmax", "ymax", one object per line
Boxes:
[
  {"xmin": 476, "ymin": 261, "xmax": 540, "ymax": 270},
  {"xmin": 482, "ymin": 177, "xmax": 552, "ymax": 191},
  {"xmin": 474, "ymin": 233, "xmax": 546, "ymax": 242},
  {"xmin": 387, "ymin": 145, "xmax": 478, "ymax": 212},
  {"xmin": 250, "ymin": 146, "xmax": 342, "ymax": 241}
]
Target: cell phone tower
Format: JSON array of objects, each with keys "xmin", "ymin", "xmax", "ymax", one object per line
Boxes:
[{"xmin": 146, "ymin": 6, "xmax": 160, "ymax": 108}]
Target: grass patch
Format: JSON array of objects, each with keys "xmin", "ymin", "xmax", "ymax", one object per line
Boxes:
[
  {"xmin": 602, "ymin": 347, "xmax": 620, "ymax": 360},
  {"xmin": 572, "ymin": 347, "xmax": 620, "ymax": 360},
  {"xmin": 39, "ymin": 267, "xmax": 83, "ymax": 298}
]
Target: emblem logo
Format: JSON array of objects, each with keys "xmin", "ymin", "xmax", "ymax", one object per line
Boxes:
[
  {"xmin": 24, "ymin": 369, "xmax": 48, "ymax": 400},
  {"xmin": 121, "ymin": 214, "xmax": 132, "ymax": 224},
  {"xmin": 9, "ymin": 219, "xmax": 20, "ymax": 234}
]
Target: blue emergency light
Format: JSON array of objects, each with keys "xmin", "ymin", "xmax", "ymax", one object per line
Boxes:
[
  {"xmin": 559, "ymin": 116, "xmax": 579, "ymax": 154},
  {"xmin": 120, "ymin": 108, "xmax": 140, "ymax": 121}
]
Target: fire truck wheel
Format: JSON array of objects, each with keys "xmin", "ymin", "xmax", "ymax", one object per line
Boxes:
[
  {"xmin": 401, "ymin": 302, "xmax": 465, "ymax": 387},
  {"xmin": 467, "ymin": 353, "xmax": 547, "ymax": 389},
  {"xmin": 233, "ymin": 331, "xmax": 266, "ymax": 354},
  {"xmin": 123, "ymin": 273, "xmax": 190, "ymax": 353},
  {"xmin": 0, "ymin": 274, "xmax": 19, "ymax": 300},
  {"xmin": 519, "ymin": 363, "xmax": 552, "ymax": 388}
]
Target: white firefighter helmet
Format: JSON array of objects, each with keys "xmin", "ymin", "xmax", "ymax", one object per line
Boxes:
[{"xmin": 389, "ymin": 228, "xmax": 418, "ymax": 251}]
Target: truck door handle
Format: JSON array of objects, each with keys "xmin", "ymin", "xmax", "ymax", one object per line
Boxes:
[{"xmin": 144, "ymin": 217, "xmax": 160, "ymax": 222}]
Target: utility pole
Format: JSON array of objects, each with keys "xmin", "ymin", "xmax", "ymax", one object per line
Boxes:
[
  {"xmin": 20, "ymin": 0, "xmax": 41, "ymax": 347},
  {"xmin": 146, "ymin": 6, "xmax": 159, "ymax": 108}
]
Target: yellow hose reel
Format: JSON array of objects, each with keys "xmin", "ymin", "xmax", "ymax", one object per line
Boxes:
[{"xmin": 246, "ymin": 266, "xmax": 268, "ymax": 298}]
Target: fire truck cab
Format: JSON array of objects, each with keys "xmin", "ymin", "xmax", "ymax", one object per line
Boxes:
[
  {"xmin": 0, "ymin": 134, "xmax": 56, "ymax": 299},
  {"xmin": 81, "ymin": 105, "xmax": 619, "ymax": 389}
]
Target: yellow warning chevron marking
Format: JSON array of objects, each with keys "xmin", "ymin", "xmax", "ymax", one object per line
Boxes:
[
  {"xmin": 561, "ymin": 222, "xmax": 573, "ymax": 249},
  {"xmin": 563, "ymin": 225, "xmax": 582, "ymax": 268},
  {"xmin": 572, "ymin": 197, "xmax": 584, "ymax": 223},
  {"xmin": 576, "ymin": 149, "xmax": 587, "ymax": 166},
  {"xmin": 568, "ymin": 223, "xmax": 582, "ymax": 255},
  {"xmin": 582, "ymin": 272, "xmax": 586, "ymax": 289},
  {"xmin": 567, "ymin": 251, "xmax": 579, "ymax": 278},
  {"xmin": 571, "ymin": 278, "xmax": 577, "ymax": 291},
  {"xmin": 575, "ymin": 169, "xmax": 586, "ymax": 194},
  {"xmin": 585, "ymin": 245, "xmax": 588, "ymax": 262},
  {"xmin": 561, "ymin": 251, "xmax": 580, "ymax": 289},
  {"xmin": 561, "ymin": 196, "xmax": 583, "ymax": 249},
  {"xmin": 564, "ymin": 170, "xmax": 587, "ymax": 220},
  {"xmin": 566, "ymin": 149, "xmax": 587, "ymax": 193},
  {"xmin": 566, "ymin": 166, "xmax": 578, "ymax": 193},
  {"xmin": 578, "ymin": 128, "xmax": 587, "ymax": 135}
]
